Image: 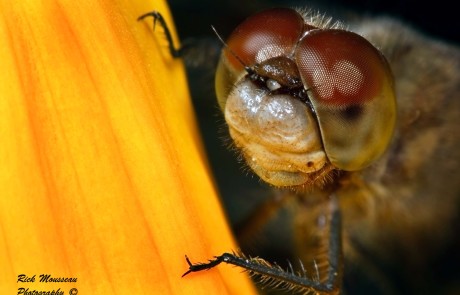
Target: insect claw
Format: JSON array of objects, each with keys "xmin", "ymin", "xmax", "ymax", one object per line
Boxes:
[
  {"xmin": 137, "ymin": 10, "xmax": 181, "ymax": 58},
  {"xmin": 184, "ymin": 255, "xmax": 192, "ymax": 266}
]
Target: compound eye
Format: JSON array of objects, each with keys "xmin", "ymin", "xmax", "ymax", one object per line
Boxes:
[
  {"xmin": 295, "ymin": 29, "xmax": 396, "ymax": 170},
  {"xmin": 224, "ymin": 8, "xmax": 305, "ymax": 72}
]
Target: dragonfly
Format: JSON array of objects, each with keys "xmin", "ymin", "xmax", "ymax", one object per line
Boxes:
[{"xmin": 139, "ymin": 6, "xmax": 460, "ymax": 295}]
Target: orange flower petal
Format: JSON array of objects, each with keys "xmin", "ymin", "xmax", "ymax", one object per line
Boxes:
[{"xmin": 0, "ymin": 0, "xmax": 256, "ymax": 294}]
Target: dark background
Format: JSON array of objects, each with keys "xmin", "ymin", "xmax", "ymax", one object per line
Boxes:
[
  {"xmin": 169, "ymin": 0, "xmax": 459, "ymax": 44},
  {"xmin": 164, "ymin": 1, "xmax": 459, "ymax": 294}
]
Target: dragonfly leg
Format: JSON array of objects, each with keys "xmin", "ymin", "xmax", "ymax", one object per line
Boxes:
[{"xmin": 183, "ymin": 194, "xmax": 344, "ymax": 294}]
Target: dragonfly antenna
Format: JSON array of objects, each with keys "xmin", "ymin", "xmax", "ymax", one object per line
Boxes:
[{"xmin": 211, "ymin": 25, "xmax": 253, "ymax": 74}]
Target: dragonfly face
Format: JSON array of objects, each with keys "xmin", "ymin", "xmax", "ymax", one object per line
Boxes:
[{"xmin": 216, "ymin": 8, "xmax": 396, "ymax": 188}]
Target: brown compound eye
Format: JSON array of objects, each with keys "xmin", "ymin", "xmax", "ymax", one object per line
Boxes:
[
  {"xmin": 295, "ymin": 29, "xmax": 396, "ymax": 171},
  {"xmin": 216, "ymin": 8, "xmax": 396, "ymax": 174},
  {"xmin": 224, "ymin": 8, "xmax": 306, "ymax": 72},
  {"xmin": 215, "ymin": 8, "xmax": 310, "ymax": 109}
]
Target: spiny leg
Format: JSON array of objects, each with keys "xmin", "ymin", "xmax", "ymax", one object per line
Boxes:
[
  {"xmin": 137, "ymin": 11, "xmax": 182, "ymax": 58},
  {"xmin": 183, "ymin": 194, "xmax": 343, "ymax": 294},
  {"xmin": 138, "ymin": 11, "xmax": 221, "ymax": 68}
]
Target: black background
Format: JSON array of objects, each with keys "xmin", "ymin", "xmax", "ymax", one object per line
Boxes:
[{"xmin": 169, "ymin": 0, "xmax": 459, "ymax": 44}]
